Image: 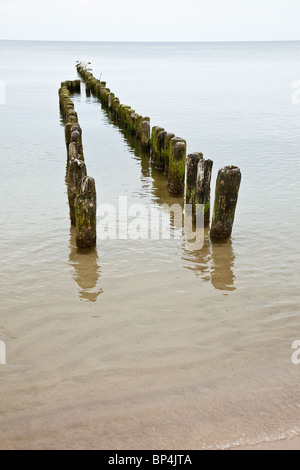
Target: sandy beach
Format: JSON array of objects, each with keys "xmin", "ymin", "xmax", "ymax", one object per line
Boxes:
[{"xmin": 238, "ymin": 437, "xmax": 300, "ymax": 450}]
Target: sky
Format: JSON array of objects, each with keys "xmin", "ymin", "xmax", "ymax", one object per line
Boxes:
[{"xmin": 0, "ymin": 0, "xmax": 300, "ymax": 42}]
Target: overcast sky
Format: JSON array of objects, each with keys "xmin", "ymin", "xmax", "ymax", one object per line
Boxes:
[{"xmin": 0, "ymin": 0, "xmax": 300, "ymax": 41}]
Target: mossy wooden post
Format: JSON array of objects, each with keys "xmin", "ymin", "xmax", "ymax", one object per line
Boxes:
[
  {"xmin": 186, "ymin": 152, "xmax": 203, "ymax": 219},
  {"xmin": 90, "ymin": 78, "xmax": 98, "ymax": 95},
  {"xmin": 108, "ymin": 93, "xmax": 115, "ymax": 110},
  {"xmin": 196, "ymin": 158, "xmax": 213, "ymax": 226},
  {"xmin": 70, "ymin": 127, "xmax": 83, "ymax": 160},
  {"xmin": 103, "ymin": 88, "xmax": 110, "ymax": 107},
  {"xmin": 66, "ymin": 110, "xmax": 78, "ymax": 124},
  {"xmin": 112, "ymin": 98, "xmax": 120, "ymax": 117},
  {"xmin": 67, "ymin": 159, "xmax": 87, "ymax": 224},
  {"xmin": 141, "ymin": 120, "xmax": 151, "ymax": 148},
  {"xmin": 168, "ymin": 137, "xmax": 186, "ymax": 194},
  {"xmin": 135, "ymin": 114, "xmax": 143, "ymax": 136},
  {"xmin": 75, "ymin": 176, "xmax": 97, "ymax": 248},
  {"xmin": 73, "ymin": 80, "xmax": 81, "ymax": 94},
  {"xmin": 131, "ymin": 113, "xmax": 141, "ymax": 137},
  {"xmin": 65, "ymin": 123, "xmax": 73, "ymax": 148},
  {"xmin": 68, "ymin": 142, "xmax": 78, "ymax": 163},
  {"xmin": 155, "ymin": 130, "xmax": 167, "ymax": 170},
  {"xmin": 137, "ymin": 116, "xmax": 150, "ymax": 140},
  {"xmin": 125, "ymin": 108, "xmax": 135, "ymax": 130},
  {"xmin": 164, "ymin": 133, "xmax": 175, "ymax": 176},
  {"xmin": 71, "ymin": 123, "xmax": 82, "ymax": 137},
  {"xmin": 151, "ymin": 126, "xmax": 164, "ymax": 165},
  {"xmin": 95, "ymin": 83, "xmax": 101, "ymax": 99},
  {"xmin": 65, "ymin": 123, "xmax": 82, "ymax": 151},
  {"xmin": 210, "ymin": 165, "xmax": 241, "ymax": 240},
  {"xmin": 85, "ymin": 81, "xmax": 91, "ymax": 97},
  {"xmin": 68, "ymin": 141, "xmax": 84, "ymax": 164},
  {"xmin": 119, "ymin": 105, "xmax": 131, "ymax": 124}
]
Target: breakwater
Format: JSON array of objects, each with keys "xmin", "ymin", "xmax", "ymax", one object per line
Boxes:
[{"xmin": 59, "ymin": 80, "xmax": 97, "ymax": 248}]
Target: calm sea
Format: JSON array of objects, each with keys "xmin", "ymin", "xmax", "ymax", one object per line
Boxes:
[{"xmin": 0, "ymin": 40, "xmax": 300, "ymax": 449}]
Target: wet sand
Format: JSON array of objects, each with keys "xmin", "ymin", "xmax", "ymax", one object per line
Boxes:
[
  {"xmin": 1, "ymin": 260, "xmax": 300, "ymax": 450},
  {"xmin": 238, "ymin": 437, "xmax": 300, "ymax": 450}
]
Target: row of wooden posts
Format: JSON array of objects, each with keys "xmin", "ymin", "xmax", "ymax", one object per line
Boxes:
[
  {"xmin": 59, "ymin": 80, "xmax": 97, "ymax": 248},
  {"xmin": 75, "ymin": 62, "xmax": 241, "ymax": 241}
]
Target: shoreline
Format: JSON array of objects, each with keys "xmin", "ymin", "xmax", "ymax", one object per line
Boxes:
[{"xmin": 231, "ymin": 436, "xmax": 300, "ymax": 450}]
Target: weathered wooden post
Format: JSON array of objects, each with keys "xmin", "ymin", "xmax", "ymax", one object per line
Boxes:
[
  {"xmin": 210, "ymin": 165, "xmax": 241, "ymax": 240},
  {"xmin": 186, "ymin": 153, "xmax": 213, "ymax": 225},
  {"xmin": 68, "ymin": 141, "xmax": 84, "ymax": 163},
  {"xmin": 65, "ymin": 123, "xmax": 81, "ymax": 150},
  {"xmin": 68, "ymin": 142, "xmax": 78, "ymax": 162},
  {"xmin": 151, "ymin": 126, "xmax": 165, "ymax": 165},
  {"xmin": 67, "ymin": 159, "xmax": 87, "ymax": 224},
  {"xmin": 65, "ymin": 123, "xmax": 73, "ymax": 148},
  {"xmin": 155, "ymin": 130, "xmax": 167, "ymax": 170},
  {"xmin": 70, "ymin": 127, "xmax": 83, "ymax": 159},
  {"xmin": 108, "ymin": 93, "xmax": 115, "ymax": 110},
  {"xmin": 66, "ymin": 109, "xmax": 78, "ymax": 124},
  {"xmin": 73, "ymin": 79, "xmax": 81, "ymax": 94},
  {"xmin": 163, "ymin": 132, "xmax": 175, "ymax": 176},
  {"xmin": 85, "ymin": 81, "xmax": 91, "ymax": 97},
  {"xmin": 75, "ymin": 176, "xmax": 97, "ymax": 248},
  {"xmin": 168, "ymin": 137, "xmax": 186, "ymax": 194},
  {"xmin": 141, "ymin": 120, "xmax": 151, "ymax": 148},
  {"xmin": 102, "ymin": 88, "xmax": 111, "ymax": 107},
  {"xmin": 137, "ymin": 116, "xmax": 150, "ymax": 140},
  {"xmin": 119, "ymin": 104, "xmax": 131, "ymax": 123},
  {"xmin": 130, "ymin": 113, "xmax": 141, "ymax": 136},
  {"xmin": 112, "ymin": 98, "xmax": 120, "ymax": 117},
  {"xmin": 196, "ymin": 158, "xmax": 213, "ymax": 226},
  {"xmin": 186, "ymin": 152, "xmax": 203, "ymax": 217},
  {"xmin": 125, "ymin": 108, "xmax": 133, "ymax": 126}
]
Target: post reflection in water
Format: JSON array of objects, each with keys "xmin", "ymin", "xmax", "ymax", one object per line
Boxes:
[
  {"xmin": 69, "ymin": 226, "xmax": 103, "ymax": 302},
  {"xmin": 210, "ymin": 238, "xmax": 236, "ymax": 292},
  {"xmin": 182, "ymin": 230, "xmax": 212, "ymax": 282},
  {"xmin": 182, "ymin": 234, "xmax": 236, "ymax": 292}
]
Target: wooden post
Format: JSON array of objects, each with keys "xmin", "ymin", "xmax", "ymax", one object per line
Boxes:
[
  {"xmin": 108, "ymin": 93, "xmax": 115, "ymax": 110},
  {"xmin": 141, "ymin": 120, "xmax": 151, "ymax": 148},
  {"xmin": 67, "ymin": 159, "xmax": 87, "ymax": 224},
  {"xmin": 196, "ymin": 158, "xmax": 213, "ymax": 226},
  {"xmin": 112, "ymin": 98, "xmax": 120, "ymax": 116},
  {"xmin": 68, "ymin": 142, "xmax": 78, "ymax": 163},
  {"xmin": 75, "ymin": 176, "xmax": 97, "ymax": 248},
  {"xmin": 210, "ymin": 165, "xmax": 241, "ymax": 240},
  {"xmin": 163, "ymin": 133, "xmax": 175, "ymax": 176},
  {"xmin": 168, "ymin": 137, "xmax": 186, "ymax": 194},
  {"xmin": 70, "ymin": 127, "xmax": 83, "ymax": 160},
  {"xmin": 151, "ymin": 126, "xmax": 165, "ymax": 165},
  {"xmin": 85, "ymin": 81, "xmax": 91, "ymax": 97},
  {"xmin": 155, "ymin": 130, "xmax": 168, "ymax": 170},
  {"xmin": 124, "ymin": 108, "xmax": 135, "ymax": 130},
  {"xmin": 65, "ymin": 123, "xmax": 82, "ymax": 150},
  {"xmin": 186, "ymin": 152, "xmax": 203, "ymax": 219}
]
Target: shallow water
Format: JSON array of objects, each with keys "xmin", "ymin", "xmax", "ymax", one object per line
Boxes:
[{"xmin": 0, "ymin": 40, "xmax": 300, "ymax": 449}]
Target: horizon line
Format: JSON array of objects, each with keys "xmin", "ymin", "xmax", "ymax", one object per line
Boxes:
[{"xmin": 1, "ymin": 38, "xmax": 300, "ymax": 43}]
